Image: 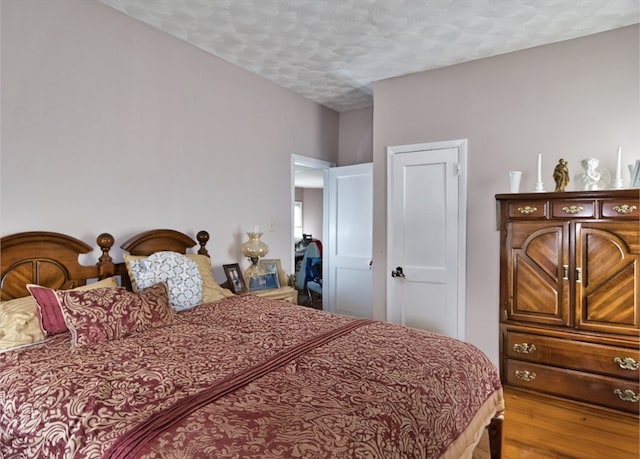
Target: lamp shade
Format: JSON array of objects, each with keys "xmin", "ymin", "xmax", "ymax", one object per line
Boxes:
[{"xmin": 241, "ymin": 232, "xmax": 269, "ymax": 259}]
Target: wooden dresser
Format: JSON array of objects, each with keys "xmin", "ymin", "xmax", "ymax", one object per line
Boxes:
[{"xmin": 496, "ymin": 190, "xmax": 639, "ymax": 457}]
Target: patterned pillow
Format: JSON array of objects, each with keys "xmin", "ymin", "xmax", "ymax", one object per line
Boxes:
[
  {"xmin": 27, "ymin": 277, "xmax": 119, "ymax": 336},
  {"xmin": 124, "ymin": 253, "xmax": 234, "ymax": 304},
  {"xmin": 51, "ymin": 283, "xmax": 173, "ymax": 347},
  {"xmin": 126, "ymin": 252, "xmax": 203, "ymax": 311}
]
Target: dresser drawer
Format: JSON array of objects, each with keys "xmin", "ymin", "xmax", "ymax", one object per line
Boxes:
[
  {"xmin": 505, "ymin": 331, "xmax": 640, "ymax": 380},
  {"xmin": 551, "ymin": 200, "xmax": 595, "ymax": 218},
  {"xmin": 507, "ymin": 201, "xmax": 547, "ymax": 218},
  {"xmin": 506, "ymin": 360, "xmax": 640, "ymax": 414},
  {"xmin": 601, "ymin": 199, "xmax": 640, "ymax": 219}
]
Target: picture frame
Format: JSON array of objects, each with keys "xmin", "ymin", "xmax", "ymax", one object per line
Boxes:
[
  {"xmin": 259, "ymin": 258, "xmax": 282, "ymax": 276},
  {"xmin": 223, "ymin": 263, "xmax": 246, "ymax": 294},
  {"xmin": 248, "ymin": 272, "xmax": 280, "ymax": 292},
  {"xmin": 631, "ymin": 160, "xmax": 640, "ymax": 188}
]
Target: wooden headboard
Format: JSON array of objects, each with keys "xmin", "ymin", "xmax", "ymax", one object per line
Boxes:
[
  {"xmin": 116, "ymin": 229, "xmax": 211, "ymax": 290},
  {"xmin": 0, "ymin": 232, "xmax": 116, "ymax": 301},
  {"xmin": 0, "ymin": 229, "xmax": 211, "ymax": 298},
  {"xmin": 119, "ymin": 229, "xmax": 210, "ymax": 256}
]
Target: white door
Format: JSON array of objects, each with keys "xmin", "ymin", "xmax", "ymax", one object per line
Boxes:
[
  {"xmin": 325, "ymin": 163, "xmax": 373, "ymax": 317},
  {"xmin": 386, "ymin": 140, "xmax": 467, "ymax": 339}
]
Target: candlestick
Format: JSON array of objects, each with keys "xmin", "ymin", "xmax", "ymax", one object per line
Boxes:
[
  {"xmin": 535, "ymin": 153, "xmax": 544, "ymax": 192},
  {"xmin": 613, "ymin": 146, "xmax": 623, "ymax": 189}
]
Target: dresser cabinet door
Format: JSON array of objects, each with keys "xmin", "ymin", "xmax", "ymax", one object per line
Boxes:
[
  {"xmin": 505, "ymin": 221, "xmax": 570, "ymax": 325},
  {"xmin": 576, "ymin": 221, "xmax": 639, "ymax": 335}
]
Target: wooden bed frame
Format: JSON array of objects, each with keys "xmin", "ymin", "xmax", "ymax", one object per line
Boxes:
[
  {"xmin": 0, "ymin": 229, "xmax": 503, "ymax": 458},
  {"xmin": 0, "ymin": 231, "xmax": 116, "ymax": 300}
]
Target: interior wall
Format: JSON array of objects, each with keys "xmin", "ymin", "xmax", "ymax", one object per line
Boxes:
[
  {"xmin": 301, "ymin": 188, "xmax": 323, "ymax": 242},
  {"xmin": 372, "ymin": 25, "xmax": 640, "ymax": 364},
  {"xmin": 338, "ymin": 107, "xmax": 373, "ymax": 166},
  {"xmin": 0, "ymin": 0, "xmax": 339, "ymax": 281}
]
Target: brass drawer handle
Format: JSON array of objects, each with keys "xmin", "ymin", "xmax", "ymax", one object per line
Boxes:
[
  {"xmin": 612, "ymin": 204, "xmax": 637, "ymax": 214},
  {"xmin": 513, "ymin": 343, "xmax": 536, "ymax": 354},
  {"xmin": 562, "ymin": 205, "xmax": 583, "ymax": 215},
  {"xmin": 517, "ymin": 206, "xmax": 537, "ymax": 215},
  {"xmin": 515, "ymin": 370, "xmax": 536, "ymax": 382},
  {"xmin": 614, "ymin": 357, "xmax": 640, "ymax": 371},
  {"xmin": 613, "ymin": 388, "xmax": 640, "ymax": 403}
]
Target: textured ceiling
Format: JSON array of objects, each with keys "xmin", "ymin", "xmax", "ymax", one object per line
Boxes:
[{"xmin": 99, "ymin": 0, "xmax": 639, "ymax": 112}]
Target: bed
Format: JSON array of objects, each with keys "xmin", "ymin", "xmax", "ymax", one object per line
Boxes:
[{"xmin": 0, "ymin": 229, "xmax": 504, "ymax": 458}]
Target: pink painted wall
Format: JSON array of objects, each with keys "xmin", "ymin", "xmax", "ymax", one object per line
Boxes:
[
  {"xmin": 372, "ymin": 25, "xmax": 640, "ymax": 363},
  {"xmin": 0, "ymin": 0, "xmax": 338, "ymax": 280},
  {"xmin": 338, "ymin": 107, "xmax": 373, "ymax": 165}
]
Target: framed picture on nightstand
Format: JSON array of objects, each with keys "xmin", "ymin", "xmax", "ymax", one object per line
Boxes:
[
  {"xmin": 223, "ymin": 263, "xmax": 246, "ymax": 294},
  {"xmin": 248, "ymin": 272, "xmax": 280, "ymax": 292},
  {"xmin": 259, "ymin": 259, "xmax": 282, "ymax": 275}
]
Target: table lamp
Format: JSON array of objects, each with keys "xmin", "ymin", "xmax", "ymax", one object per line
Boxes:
[{"xmin": 241, "ymin": 229, "xmax": 269, "ymax": 278}]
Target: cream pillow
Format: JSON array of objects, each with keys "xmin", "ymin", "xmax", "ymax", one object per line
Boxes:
[
  {"xmin": 0, "ymin": 296, "xmax": 45, "ymax": 350},
  {"xmin": 124, "ymin": 253, "xmax": 233, "ymax": 305},
  {"xmin": 2, "ymin": 276, "xmax": 118, "ymax": 350},
  {"xmin": 186, "ymin": 254, "xmax": 235, "ymax": 302}
]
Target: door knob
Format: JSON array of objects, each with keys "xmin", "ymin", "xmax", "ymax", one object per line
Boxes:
[{"xmin": 391, "ymin": 266, "xmax": 405, "ymax": 278}]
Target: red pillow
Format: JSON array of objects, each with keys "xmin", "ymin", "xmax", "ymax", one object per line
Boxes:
[
  {"xmin": 27, "ymin": 285, "xmax": 68, "ymax": 335},
  {"xmin": 27, "ymin": 277, "xmax": 119, "ymax": 335}
]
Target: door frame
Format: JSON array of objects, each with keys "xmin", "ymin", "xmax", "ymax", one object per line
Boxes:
[
  {"xmin": 386, "ymin": 139, "xmax": 468, "ymax": 339},
  {"xmin": 290, "ymin": 154, "xmax": 334, "ymax": 290}
]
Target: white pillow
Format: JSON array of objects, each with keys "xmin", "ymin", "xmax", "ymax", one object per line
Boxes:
[{"xmin": 127, "ymin": 251, "xmax": 203, "ymax": 312}]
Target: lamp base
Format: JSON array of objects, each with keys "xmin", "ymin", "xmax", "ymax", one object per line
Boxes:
[{"xmin": 244, "ymin": 260, "xmax": 265, "ymax": 279}]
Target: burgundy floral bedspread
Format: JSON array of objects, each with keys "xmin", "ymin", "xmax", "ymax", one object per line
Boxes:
[{"xmin": 0, "ymin": 295, "xmax": 503, "ymax": 458}]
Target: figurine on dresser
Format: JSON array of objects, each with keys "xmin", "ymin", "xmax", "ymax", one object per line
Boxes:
[
  {"xmin": 553, "ymin": 159, "xmax": 570, "ymax": 192},
  {"xmin": 575, "ymin": 157, "xmax": 610, "ymax": 190}
]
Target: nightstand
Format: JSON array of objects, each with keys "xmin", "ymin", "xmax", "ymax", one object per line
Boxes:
[{"xmin": 252, "ymin": 286, "xmax": 298, "ymax": 304}]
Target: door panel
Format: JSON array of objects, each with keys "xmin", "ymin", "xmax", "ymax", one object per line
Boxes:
[
  {"xmin": 506, "ymin": 221, "xmax": 570, "ymax": 325},
  {"xmin": 387, "ymin": 141, "xmax": 466, "ymax": 339},
  {"xmin": 325, "ymin": 163, "xmax": 373, "ymax": 317},
  {"xmin": 576, "ymin": 222, "xmax": 639, "ymax": 335}
]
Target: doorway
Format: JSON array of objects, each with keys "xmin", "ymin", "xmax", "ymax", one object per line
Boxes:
[{"xmin": 291, "ymin": 155, "xmax": 334, "ymax": 306}]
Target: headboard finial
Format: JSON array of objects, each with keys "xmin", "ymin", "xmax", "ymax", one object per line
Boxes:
[
  {"xmin": 196, "ymin": 230, "xmax": 210, "ymax": 256},
  {"xmin": 96, "ymin": 233, "xmax": 115, "ymax": 278}
]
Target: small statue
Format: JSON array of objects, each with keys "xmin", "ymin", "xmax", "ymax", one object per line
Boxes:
[
  {"xmin": 575, "ymin": 157, "xmax": 610, "ymax": 190},
  {"xmin": 553, "ymin": 158, "xmax": 570, "ymax": 192}
]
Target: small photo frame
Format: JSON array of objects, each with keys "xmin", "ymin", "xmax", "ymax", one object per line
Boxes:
[
  {"xmin": 248, "ymin": 272, "xmax": 280, "ymax": 292},
  {"xmin": 631, "ymin": 160, "xmax": 640, "ymax": 188},
  {"xmin": 259, "ymin": 258, "xmax": 282, "ymax": 275},
  {"xmin": 223, "ymin": 263, "xmax": 246, "ymax": 294}
]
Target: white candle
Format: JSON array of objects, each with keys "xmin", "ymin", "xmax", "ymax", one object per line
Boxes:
[
  {"xmin": 613, "ymin": 146, "xmax": 624, "ymax": 189},
  {"xmin": 537, "ymin": 153, "xmax": 542, "ymax": 184},
  {"xmin": 254, "ymin": 225, "xmax": 260, "ymax": 233}
]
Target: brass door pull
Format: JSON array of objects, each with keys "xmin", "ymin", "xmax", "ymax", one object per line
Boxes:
[
  {"xmin": 614, "ymin": 357, "xmax": 640, "ymax": 371},
  {"xmin": 613, "ymin": 388, "xmax": 640, "ymax": 403},
  {"xmin": 612, "ymin": 204, "xmax": 637, "ymax": 214},
  {"xmin": 513, "ymin": 343, "xmax": 536, "ymax": 354},
  {"xmin": 562, "ymin": 205, "xmax": 584, "ymax": 215},
  {"xmin": 515, "ymin": 370, "xmax": 536, "ymax": 382},
  {"xmin": 517, "ymin": 206, "xmax": 537, "ymax": 215}
]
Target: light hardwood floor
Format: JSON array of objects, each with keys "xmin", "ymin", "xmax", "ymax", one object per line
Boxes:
[{"xmin": 473, "ymin": 387, "xmax": 640, "ymax": 459}]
